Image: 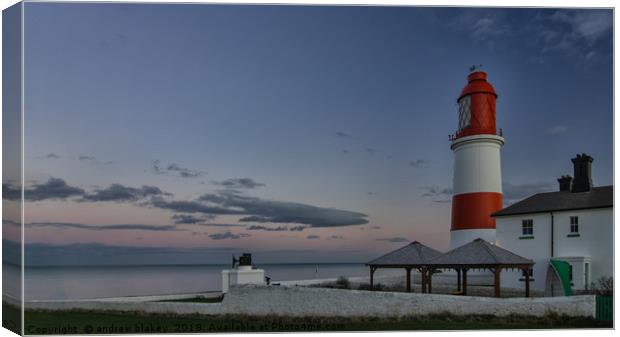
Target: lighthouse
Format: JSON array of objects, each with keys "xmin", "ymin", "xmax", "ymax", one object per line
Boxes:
[{"xmin": 449, "ymin": 70, "xmax": 504, "ymax": 249}]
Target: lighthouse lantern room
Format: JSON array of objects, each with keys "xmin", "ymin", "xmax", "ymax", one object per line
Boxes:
[{"xmin": 450, "ymin": 70, "xmax": 504, "ymax": 249}]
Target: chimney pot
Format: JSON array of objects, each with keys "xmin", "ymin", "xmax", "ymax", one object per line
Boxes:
[
  {"xmin": 571, "ymin": 153, "xmax": 594, "ymax": 192},
  {"xmin": 557, "ymin": 175, "xmax": 572, "ymax": 192}
]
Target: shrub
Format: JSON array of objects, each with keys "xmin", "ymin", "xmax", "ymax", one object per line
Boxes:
[
  {"xmin": 335, "ymin": 276, "xmax": 351, "ymax": 289},
  {"xmin": 589, "ymin": 276, "xmax": 613, "ymax": 296}
]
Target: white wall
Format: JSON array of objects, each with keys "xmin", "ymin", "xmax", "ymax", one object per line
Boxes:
[
  {"xmin": 495, "ymin": 207, "xmax": 612, "ymax": 291},
  {"xmin": 23, "ymin": 285, "xmax": 597, "ymax": 318},
  {"xmin": 553, "ymin": 208, "xmax": 613, "ymax": 288},
  {"xmin": 496, "ymin": 213, "xmax": 551, "ymax": 291}
]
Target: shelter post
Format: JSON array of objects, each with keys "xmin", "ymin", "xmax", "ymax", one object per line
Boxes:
[
  {"xmin": 420, "ymin": 268, "xmax": 427, "ymax": 293},
  {"xmin": 524, "ymin": 267, "xmax": 530, "ymax": 297},
  {"xmin": 456, "ymin": 269, "xmax": 461, "ymax": 291},
  {"xmin": 428, "ymin": 269, "xmax": 433, "ymax": 293},
  {"xmin": 370, "ymin": 266, "xmax": 376, "ymax": 289},
  {"xmin": 494, "ymin": 266, "xmax": 502, "ymax": 297},
  {"xmin": 462, "ymin": 268, "xmax": 468, "ymax": 295},
  {"xmin": 406, "ymin": 267, "xmax": 412, "ymax": 292}
]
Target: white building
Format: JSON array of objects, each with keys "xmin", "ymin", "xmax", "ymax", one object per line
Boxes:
[
  {"xmin": 494, "ymin": 154, "xmax": 612, "ymax": 294},
  {"xmin": 221, "ymin": 253, "xmax": 265, "ymax": 293}
]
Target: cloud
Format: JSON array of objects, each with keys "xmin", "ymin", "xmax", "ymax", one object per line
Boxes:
[
  {"xmin": 152, "ymin": 160, "xmax": 205, "ymax": 178},
  {"xmin": 329, "ymin": 235, "xmax": 344, "ymax": 240},
  {"xmin": 45, "ymin": 153, "xmax": 60, "ymax": 159},
  {"xmin": 334, "ymin": 131, "xmax": 350, "ymax": 138},
  {"xmin": 152, "ymin": 160, "xmax": 166, "ymax": 174},
  {"xmin": 502, "ymin": 181, "xmax": 553, "ymax": 204},
  {"xmin": 214, "ymin": 178, "xmax": 265, "ymax": 190},
  {"xmin": 167, "ymin": 163, "xmax": 203, "ymax": 178},
  {"xmin": 198, "ymin": 192, "xmax": 369, "ymax": 227},
  {"xmin": 5, "ymin": 178, "xmax": 175, "ymax": 205},
  {"xmin": 550, "ymin": 10, "xmax": 612, "ymax": 44},
  {"xmin": 246, "ymin": 225, "xmax": 289, "ymax": 231},
  {"xmin": 171, "ymin": 214, "xmax": 210, "ymax": 225},
  {"xmin": 449, "ymin": 9, "xmax": 510, "ymax": 46},
  {"xmin": 22, "ymin": 178, "xmax": 86, "ymax": 201},
  {"xmin": 307, "ymin": 235, "xmax": 320, "ymax": 240},
  {"xmin": 533, "ymin": 9, "xmax": 612, "ymax": 63},
  {"xmin": 78, "ymin": 155, "xmax": 96, "ymax": 161},
  {"xmin": 208, "ymin": 231, "xmax": 250, "ymax": 240},
  {"xmin": 420, "ymin": 186, "xmax": 453, "ymax": 203},
  {"xmin": 2, "ymin": 184, "xmax": 21, "ymax": 201},
  {"xmin": 470, "ymin": 17, "xmax": 507, "ymax": 41},
  {"xmin": 409, "ymin": 159, "xmax": 429, "ymax": 168},
  {"xmin": 201, "ymin": 223, "xmax": 246, "ymax": 227},
  {"xmin": 150, "ymin": 197, "xmax": 245, "ymax": 215},
  {"xmin": 376, "ymin": 237, "xmax": 409, "ymax": 243},
  {"xmin": 449, "ymin": 8, "xmax": 611, "ymax": 65},
  {"xmin": 82, "ymin": 184, "xmax": 170, "ymax": 202},
  {"xmin": 245, "ymin": 224, "xmax": 306, "ymax": 231},
  {"xmin": 546, "ymin": 125, "xmax": 569, "ymax": 135},
  {"xmin": 26, "ymin": 221, "xmax": 179, "ymax": 231},
  {"xmin": 173, "ymin": 215, "xmax": 244, "ymax": 227},
  {"xmin": 77, "ymin": 154, "xmax": 113, "ymax": 165},
  {"xmin": 342, "ymin": 149, "xmax": 350, "ymax": 154},
  {"xmin": 365, "ymin": 148, "xmax": 378, "ymax": 154},
  {"xmin": 238, "ymin": 216, "xmax": 269, "ymax": 222}
]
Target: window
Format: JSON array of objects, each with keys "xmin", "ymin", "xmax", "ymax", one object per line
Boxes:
[
  {"xmin": 522, "ymin": 219, "xmax": 533, "ymax": 236},
  {"xmin": 570, "ymin": 216, "xmax": 579, "ymax": 233},
  {"xmin": 458, "ymin": 96, "xmax": 471, "ymax": 131}
]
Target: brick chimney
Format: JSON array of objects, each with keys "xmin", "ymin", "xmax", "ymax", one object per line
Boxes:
[
  {"xmin": 557, "ymin": 175, "xmax": 572, "ymax": 192},
  {"xmin": 571, "ymin": 153, "xmax": 593, "ymax": 193}
]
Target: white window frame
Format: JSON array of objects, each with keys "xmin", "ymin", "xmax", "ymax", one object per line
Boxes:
[
  {"xmin": 521, "ymin": 219, "xmax": 534, "ymax": 236},
  {"xmin": 570, "ymin": 216, "xmax": 579, "ymax": 233}
]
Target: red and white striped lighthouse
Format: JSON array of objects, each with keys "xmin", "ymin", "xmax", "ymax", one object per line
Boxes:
[{"xmin": 450, "ymin": 70, "xmax": 504, "ymax": 249}]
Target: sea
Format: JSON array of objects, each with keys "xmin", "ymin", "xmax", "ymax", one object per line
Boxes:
[{"xmin": 4, "ymin": 263, "xmax": 400, "ymax": 301}]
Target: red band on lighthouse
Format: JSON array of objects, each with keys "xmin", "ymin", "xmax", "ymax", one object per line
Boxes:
[{"xmin": 451, "ymin": 192, "xmax": 503, "ymax": 231}]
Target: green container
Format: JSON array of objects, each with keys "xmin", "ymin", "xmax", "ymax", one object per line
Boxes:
[{"xmin": 595, "ymin": 295, "xmax": 613, "ymax": 321}]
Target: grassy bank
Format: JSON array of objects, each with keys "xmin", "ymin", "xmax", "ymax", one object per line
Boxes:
[
  {"xmin": 16, "ymin": 305, "xmax": 611, "ymax": 334},
  {"xmin": 2, "ymin": 301, "xmax": 21, "ymax": 334}
]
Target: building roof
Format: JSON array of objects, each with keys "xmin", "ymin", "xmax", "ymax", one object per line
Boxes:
[
  {"xmin": 492, "ymin": 185, "xmax": 613, "ymax": 217},
  {"xmin": 367, "ymin": 241, "xmax": 443, "ymax": 266},
  {"xmin": 428, "ymin": 238, "xmax": 533, "ymax": 267}
]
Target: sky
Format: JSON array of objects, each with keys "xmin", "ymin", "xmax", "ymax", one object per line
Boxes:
[{"xmin": 3, "ymin": 3, "xmax": 613, "ymax": 265}]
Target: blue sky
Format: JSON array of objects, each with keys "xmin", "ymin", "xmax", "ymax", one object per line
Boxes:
[{"xmin": 5, "ymin": 3, "xmax": 613, "ymax": 265}]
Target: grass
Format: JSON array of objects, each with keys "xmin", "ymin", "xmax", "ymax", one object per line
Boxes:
[
  {"xmin": 12, "ymin": 303, "xmax": 611, "ymax": 334},
  {"xmin": 2, "ymin": 301, "xmax": 21, "ymax": 335}
]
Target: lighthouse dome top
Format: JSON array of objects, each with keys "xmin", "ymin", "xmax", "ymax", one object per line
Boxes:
[{"xmin": 458, "ymin": 71, "xmax": 497, "ymax": 101}]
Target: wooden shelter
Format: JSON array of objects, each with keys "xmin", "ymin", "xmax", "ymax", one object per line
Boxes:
[
  {"xmin": 427, "ymin": 238, "xmax": 535, "ymax": 297},
  {"xmin": 366, "ymin": 241, "xmax": 443, "ymax": 292}
]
